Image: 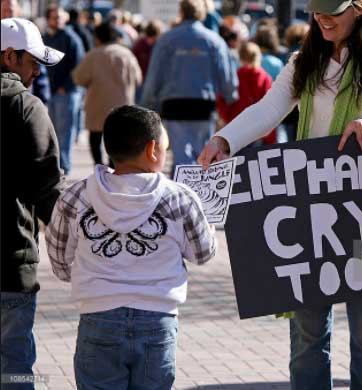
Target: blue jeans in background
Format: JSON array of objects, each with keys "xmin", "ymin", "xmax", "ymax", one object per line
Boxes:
[
  {"xmin": 163, "ymin": 117, "xmax": 216, "ymax": 175},
  {"xmin": 75, "ymin": 88, "xmax": 85, "ymax": 143},
  {"xmin": 48, "ymin": 91, "xmax": 82, "ymax": 175},
  {"xmin": 74, "ymin": 307, "xmax": 178, "ymax": 390},
  {"xmin": 1, "ymin": 292, "xmax": 37, "ymax": 390},
  {"xmin": 290, "ymin": 298, "xmax": 362, "ymax": 390}
]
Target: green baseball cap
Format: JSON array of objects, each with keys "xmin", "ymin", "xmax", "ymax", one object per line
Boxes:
[{"xmin": 305, "ymin": 0, "xmax": 353, "ymax": 15}]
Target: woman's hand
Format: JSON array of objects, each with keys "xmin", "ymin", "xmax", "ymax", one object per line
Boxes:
[
  {"xmin": 338, "ymin": 119, "xmax": 362, "ymax": 151},
  {"xmin": 197, "ymin": 136, "xmax": 231, "ymax": 170}
]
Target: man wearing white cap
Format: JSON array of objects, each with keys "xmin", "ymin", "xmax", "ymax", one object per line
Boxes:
[{"xmin": 1, "ymin": 18, "xmax": 64, "ymax": 389}]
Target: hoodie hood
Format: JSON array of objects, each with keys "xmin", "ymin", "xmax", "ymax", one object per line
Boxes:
[
  {"xmin": 1, "ymin": 72, "xmax": 27, "ymax": 97},
  {"xmin": 86, "ymin": 165, "xmax": 167, "ymax": 234}
]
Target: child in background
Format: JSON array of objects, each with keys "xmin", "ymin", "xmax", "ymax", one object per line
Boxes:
[
  {"xmin": 46, "ymin": 105, "xmax": 216, "ymax": 390},
  {"xmin": 217, "ymin": 41, "xmax": 276, "ymax": 145}
]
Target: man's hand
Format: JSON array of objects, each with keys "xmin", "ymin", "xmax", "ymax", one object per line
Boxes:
[{"xmin": 197, "ymin": 136, "xmax": 230, "ymax": 170}]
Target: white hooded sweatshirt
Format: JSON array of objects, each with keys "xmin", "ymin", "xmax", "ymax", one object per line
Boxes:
[{"xmin": 46, "ymin": 165, "xmax": 216, "ymax": 314}]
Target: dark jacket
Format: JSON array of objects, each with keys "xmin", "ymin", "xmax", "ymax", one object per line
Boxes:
[
  {"xmin": 43, "ymin": 27, "xmax": 85, "ymax": 93},
  {"xmin": 68, "ymin": 22, "xmax": 94, "ymax": 52},
  {"xmin": 1, "ymin": 72, "xmax": 63, "ymax": 293},
  {"xmin": 31, "ymin": 64, "xmax": 51, "ymax": 105}
]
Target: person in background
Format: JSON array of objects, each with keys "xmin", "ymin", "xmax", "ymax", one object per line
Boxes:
[
  {"xmin": 30, "ymin": 18, "xmax": 51, "ymax": 106},
  {"xmin": 46, "ymin": 105, "xmax": 216, "ymax": 390},
  {"xmin": 133, "ymin": 19, "xmax": 164, "ymax": 103},
  {"xmin": 67, "ymin": 8, "xmax": 94, "ymax": 143},
  {"xmin": 219, "ymin": 24, "xmax": 242, "ymax": 72},
  {"xmin": 254, "ymin": 23, "xmax": 285, "ymax": 143},
  {"xmin": 220, "ymin": 15, "xmax": 250, "ymax": 70},
  {"xmin": 85, "ymin": 10, "xmax": 103, "ymax": 35},
  {"xmin": 284, "ymin": 22, "xmax": 311, "ymax": 57},
  {"xmin": 67, "ymin": 8, "xmax": 94, "ymax": 53},
  {"xmin": 131, "ymin": 13, "xmax": 145, "ymax": 35},
  {"xmin": 79, "ymin": 9, "xmax": 90, "ymax": 28},
  {"xmin": 121, "ymin": 10, "xmax": 139, "ymax": 43},
  {"xmin": 72, "ymin": 22, "xmax": 142, "ymax": 166},
  {"xmin": 141, "ymin": 0, "xmax": 238, "ymax": 172},
  {"xmin": 250, "ymin": 17, "xmax": 289, "ymax": 61},
  {"xmin": 281, "ymin": 22, "xmax": 310, "ymax": 142},
  {"xmin": 0, "ymin": 0, "xmax": 20, "ymax": 18},
  {"xmin": 217, "ymin": 41, "xmax": 276, "ymax": 144},
  {"xmin": 31, "ymin": 62, "xmax": 51, "ymax": 105},
  {"xmin": 254, "ymin": 24, "xmax": 285, "ymax": 80},
  {"xmin": 203, "ymin": 0, "xmax": 222, "ymax": 33},
  {"xmin": 198, "ymin": 1, "xmax": 362, "ymax": 389},
  {"xmin": 44, "ymin": 5, "xmax": 85, "ymax": 175},
  {"xmin": 223, "ymin": 15, "xmax": 250, "ymax": 42},
  {"xmin": 133, "ymin": 19, "xmax": 164, "ymax": 81},
  {"xmin": 1, "ymin": 18, "xmax": 63, "ymax": 389},
  {"xmin": 107, "ymin": 9, "xmax": 133, "ymax": 49}
]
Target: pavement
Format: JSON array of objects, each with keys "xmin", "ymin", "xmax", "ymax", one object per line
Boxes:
[{"xmin": 33, "ymin": 133, "xmax": 352, "ymax": 389}]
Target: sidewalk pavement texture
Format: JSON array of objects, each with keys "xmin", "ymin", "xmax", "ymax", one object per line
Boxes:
[{"xmin": 34, "ymin": 132, "xmax": 352, "ymax": 390}]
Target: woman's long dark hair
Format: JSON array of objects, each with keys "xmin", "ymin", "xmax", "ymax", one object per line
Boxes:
[{"xmin": 292, "ymin": 12, "xmax": 362, "ymax": 99}]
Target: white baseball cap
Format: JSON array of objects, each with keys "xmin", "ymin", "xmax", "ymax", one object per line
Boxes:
[{"xmin": 1, "ymin": 18, "xmax": 64, "ymax": 66}]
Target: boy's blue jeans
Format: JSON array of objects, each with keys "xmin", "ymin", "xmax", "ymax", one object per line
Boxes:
[
  {"xmin": 290, "ymin": 298, "xmax": 362, "ymax": 390},
  {"xmin": 1, "ymin": 292, "xmax": 37, "ymax": 390},
  {"xmin": 74, "ymin": 307, "xmax": 178, "ymax": 390}
]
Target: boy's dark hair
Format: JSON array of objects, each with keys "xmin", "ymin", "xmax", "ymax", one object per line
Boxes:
[{"xmin": 103, "ymin": 105, "xmax": 163, "ymax": 163}]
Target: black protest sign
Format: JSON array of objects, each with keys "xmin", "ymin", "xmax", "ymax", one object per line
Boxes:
[{"xmin": 225, "ymin": 136, "xmax": 362, "ymax": 319}]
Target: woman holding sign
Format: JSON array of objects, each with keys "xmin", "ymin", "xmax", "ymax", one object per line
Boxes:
[{"xmin": 198, "ymin": 0, "xmax": 362, "ymax": 389}]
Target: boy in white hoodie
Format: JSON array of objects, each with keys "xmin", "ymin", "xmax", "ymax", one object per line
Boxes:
[{"xmin": 45, "ymin": 105, "xmax": 216, "ymax": 390}]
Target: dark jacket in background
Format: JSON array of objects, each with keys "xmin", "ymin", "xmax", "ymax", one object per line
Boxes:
[
  {"xmin": 68, "ymin": 22, "xmax": 94, "ymax": 52},
  {"xmin": 1, "ymin": 72, "xmax": 63, "ymax": 293},
  {"xmin": 31, "ymin": 64, "xmax": 51, "ymax": 105},
  {"xmin": 43, "ymin": 26, "xmax": 85, "ymax": 93}
]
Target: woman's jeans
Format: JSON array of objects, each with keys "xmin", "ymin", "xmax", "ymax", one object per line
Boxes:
[
  {"xmin": 290, "ymin": 298, "xmax": 362, "ymax": 390},
  {"xmin": 74, "ymin": 307, "xmax": 178, "ymax": 390},
  {"xmin": 1, "ymin": 292, "xmax": 37, "ymax": 390}
]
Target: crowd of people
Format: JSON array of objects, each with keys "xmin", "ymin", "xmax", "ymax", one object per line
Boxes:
[
  {"xmin": 1, "ymin": 0, "xmax": 362, "ymax": 389},
  {"xmin": 2, "ymin": 0, "xmax": 312, "ymax": 175}
]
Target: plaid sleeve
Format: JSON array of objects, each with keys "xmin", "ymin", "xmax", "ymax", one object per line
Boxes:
[
  {"xmin": 181, "ymin": 189, "xmax": 217, "ymax": 265},
  {"xmin": 45, "ymin": 180, "xmax": 87, "ymax": 281}
]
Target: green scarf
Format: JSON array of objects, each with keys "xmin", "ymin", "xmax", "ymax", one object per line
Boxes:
[{"xmin": 297, "ymin": 60, "xmax": 362, "ymax": 141}]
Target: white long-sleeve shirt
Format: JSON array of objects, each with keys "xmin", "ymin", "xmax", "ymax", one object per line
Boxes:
[{"xmin": 218, "ymin": 49, "xmax": 349, "ymax": 156}]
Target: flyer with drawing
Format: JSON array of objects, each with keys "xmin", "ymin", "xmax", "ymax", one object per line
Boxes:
[{"xmin": 173, "ymin": 158, "xmax": 237, "ymax": 225}]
